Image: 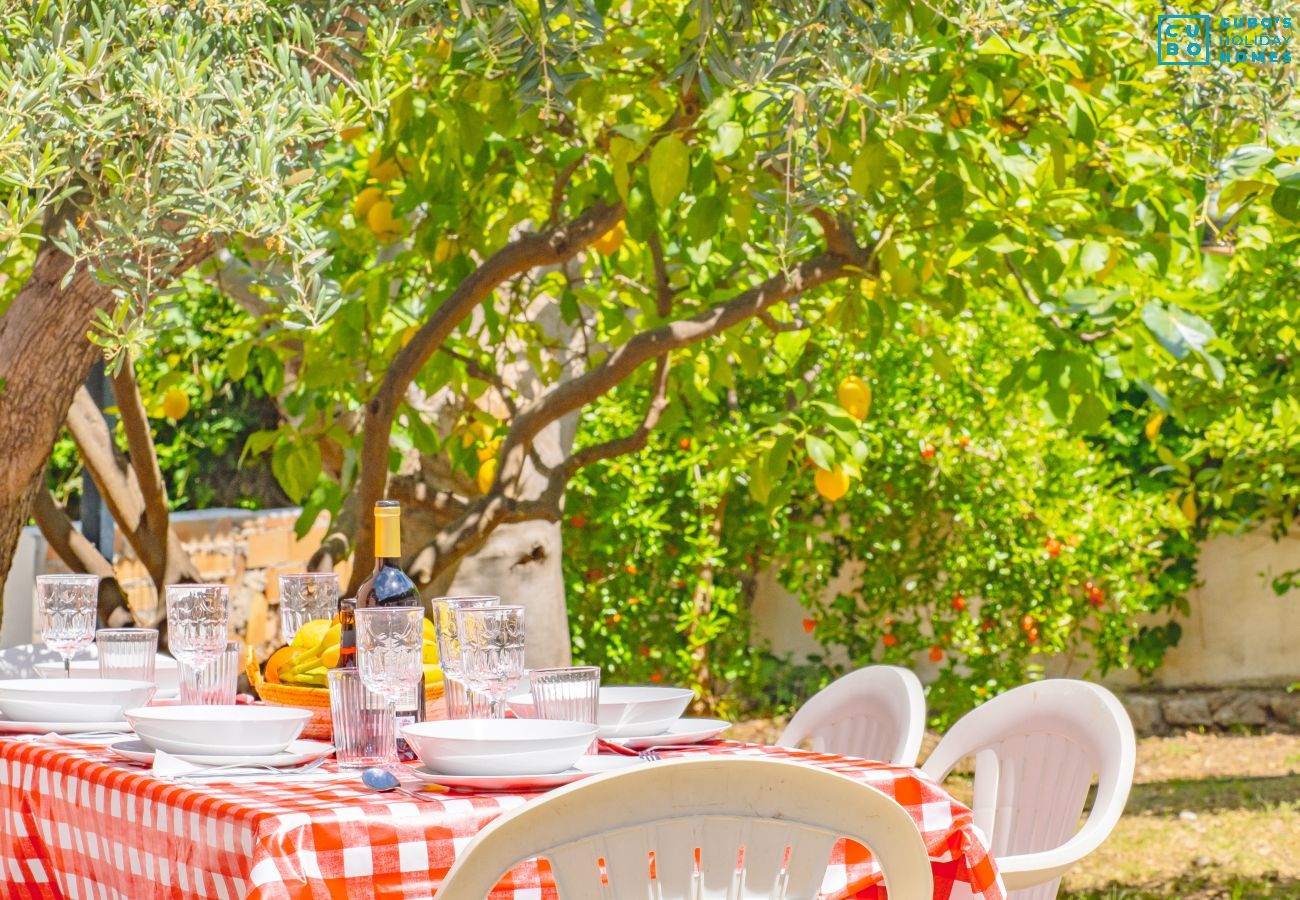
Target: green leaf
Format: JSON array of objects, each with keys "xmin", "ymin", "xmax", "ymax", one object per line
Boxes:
[
  {"xmin": 225, "ymin": 340, "xmax": 252, "ymax": 380},
  {"xmin": 805, "ymin": 435, "xmax": 834, "ymax": 470},
  {"xmin": 1220, "ymin": 144, "xmax": 1273, "ymax": 182},
  {"xmin": 710, "ymin": 122, "xmax": 744, "ymax": 159},
  {"xmin": 1271, "ymin": 173, "xmax": 1300, "ymax": 222},
  {"xmin": 649, "ymin": 136, "xmax": 690, "ymax": 208},
  {"xmin": 932, "ymin": 171, "xmax": 965, "ymax": 219}
]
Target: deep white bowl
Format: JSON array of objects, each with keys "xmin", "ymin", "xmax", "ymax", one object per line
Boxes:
[
  {"xmin": 125, "ymin": 705, "xmax": 311, "ymax": 756},
  {"xmin": 0, "ymin": 678, "xmax": 156, "ymax": 723},
  {"xmin": 508, "ymin": 685, "xmax": 695, "ymax": 739},
  {"xmin": 36, "ymin": 656, "xmax": 181, "ymax": 695},
  {"xmin": 402, "ymin": 719, "xmax": 598, "ymax": 776}
]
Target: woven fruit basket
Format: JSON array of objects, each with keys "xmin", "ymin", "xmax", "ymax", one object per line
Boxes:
[{"xmin": 245, "ymin": 647, "xmax": 446, "ymax": 740}]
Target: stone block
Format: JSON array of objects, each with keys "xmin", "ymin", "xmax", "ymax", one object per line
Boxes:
[
  {"xmin": 1268, "ymin": 693, "xmax": 1300, "ymax": 726},
  {"xmin": 1121, "ymin": 694, "xmax": 1166, "ymax": 735},
  {"xmin": 1209, "ymin": 691, "xmax": 1269, "ymax": 727},
  {"xmin": 1162, "ymin": 694, "xmax": 1213, "ymax": 727},
  {"xmin": 243, "ymin": 529, "xmax": 292, "ymax": 570}
]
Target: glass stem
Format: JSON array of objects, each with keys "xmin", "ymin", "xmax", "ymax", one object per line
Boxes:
[
  {"xmin": 487, "ymin": 695, "xmax": 503, "ymax": 719},
  {"xmin": 387, "ymin": 697, "xmax": 400, "ymax": 765},
  {"xmin": 64, "ymin": 656, "xmax": 71, "ymax": 679}
]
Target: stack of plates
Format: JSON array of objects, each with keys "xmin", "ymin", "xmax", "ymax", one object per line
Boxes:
[
  {"xmin": 116, "ymin": 706, "xmax": 327, "ymax": 767},
  {"xmin": 35, "ymin": 657, "xmax": 181, "ymax": 699},
  {"xmin": 0, "ymin": 678, "xmax": 155, "ymax": 734}
]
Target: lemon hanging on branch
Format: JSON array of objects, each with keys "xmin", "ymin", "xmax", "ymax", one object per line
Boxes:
[
  {"xmin": 814, "ymin": 466, "xmax": 851, "ymax": 501},
  {"xmin": 353, "ymin": 186, "xmax": 384, "ymax": 221},
  {"xmin": 162, "ymin": 388, "xmax": 190, "ymax": 421},
  {"xmin": 836, "ymin": 376, "xmax": 872, "ymax": 421},
  {"xmin": 366, "ymin": 200, "xmax": 402, "ymax": 242},
  {"xmin": 592, "ymin": 221, "xmax": 626, "ymax": 255}
]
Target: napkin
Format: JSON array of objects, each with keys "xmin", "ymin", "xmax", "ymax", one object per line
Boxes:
[{"xmin": 150, "ymin": 748, "xmax": 342, "ymax": 782}]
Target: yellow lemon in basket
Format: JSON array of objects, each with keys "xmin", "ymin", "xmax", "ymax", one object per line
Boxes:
[
  {"xmin": 423, "ymin": 663, "xmax": 443, "ymax": 684},
  {"xmin": 321, "ymin": 645, "xmax": 341, "ymax": 668},
  {"xmin": 292, "ymin": 619, "xmax": 332, "ymax": 649},
  {"xmin": 423, "ymin": 617, "xmax": 435, "ymax": 641},
  {"xmin": 422, "ymin": 641, "xmax": 438, "ymax": 664}
]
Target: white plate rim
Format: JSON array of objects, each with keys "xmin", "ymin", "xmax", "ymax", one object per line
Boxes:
[
  {"xmin": 108, "ymin": 738, "xmax": 334, "ymax": 767},
  {"xmin": 0, "ymin": 719, "xmax": 130, "ymax": 735},
  {"xmin": 609, "ymin": 718, "xmax": 731, "ymax": 750},
  {"xmin": 410, "ymin": 755, "xmax": 643, "ymax": 791}
]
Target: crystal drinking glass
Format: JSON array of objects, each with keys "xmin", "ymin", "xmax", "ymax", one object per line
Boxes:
[
  {"xmin": 278, "ymin": 573, "xmax": 339, "ymax": 643},
  {"xmin": 431, "ymin": 596, "xmax": 499, "ymax": 718},
  {"xmin": 456, "ymin": 605, "xmax": 525, "ymax": 719},
  {"xmin": 36, "ymin": 574, "xmax": 100, "ymax": 677},
  {"xmin": 179, "ymin": 641, "xmax": 239, "ymax": 705},
  {"xmin": 355, "ymin": 606, "xmax": 425, "ymax": 764},
  {"xmin": 96, "ymin": 628, "xmax": 158, "ymax": 682},
  {"xmin": 531, "ymin": 666, "xmax": 600, "ymax": 752},
  {"xmin": 165, "ymin": 584, "xmax": 230, "ymax": 682}
]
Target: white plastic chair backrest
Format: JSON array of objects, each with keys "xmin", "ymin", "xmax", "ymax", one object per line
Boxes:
[
  {"xmin": 437, "ymin": 757, "xmax": 934, "ymax": 899},
  {"xmin": 921, "ymin": 680, "xmax": 1136, "ymax": 900},
  {"xmin": 0, "ymin": 643, "xmax": 97, "ymax": 679},
  {"xmin": 776, "ymin": 665, "xmax": 926, "ymax": 766}
]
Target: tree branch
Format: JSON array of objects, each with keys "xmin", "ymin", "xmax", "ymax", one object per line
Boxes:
[
  {"xmin": 559, "ymin": 355, "xmax": 671, "ymax": 480},
  {"xmin": 350, "ymin": 199, "xmax": 626, "ymax": 592},
  {"xmin": 110, "ymin": 357, "xmax": 170, "ymax": 548},
  {"xmin": 413, "ymin": 238, "xmax": 869, "ymax": 583},
  {"xmin": 648, "ymin": 231, "xmax": 674, "ymax": 318}
]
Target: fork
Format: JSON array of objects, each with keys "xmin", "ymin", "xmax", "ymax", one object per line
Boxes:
[{"xmin": 173, "ymin": 757, "xmax": 329, "ymax": 779}]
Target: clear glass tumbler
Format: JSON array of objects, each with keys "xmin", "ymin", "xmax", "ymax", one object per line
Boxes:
[
  {"xmin": 178, "ymin": 641, "xmax": 239, "ymax": 705},
  {"xmin": 279, "ymin": 573, "xmax": 340, "ymax": 643},
  {"xmin": 531, "ymin": 666, "xmax": 600, "ymax": 752},
  {"xmin": 328, "ymin": 667, "xmax": 397, "ymax": 769},
  {"xmin": 97, "ymin": 628, "xmax": 158, "ymax": 681},
  {"xmin": 37, "ymin": 574, "xmax": 100, "ymax": 677}
]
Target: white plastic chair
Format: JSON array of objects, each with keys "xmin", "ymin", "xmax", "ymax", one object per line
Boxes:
[
  {"xmin": 776, "ymin": 665, "xmax": 926, "ymax": 766},
  {"xmin": 921, "ymin": 680, "xmax": 1135, "ymax": 900},
  {"xmin": 437, "ymin": 757, "xmax": 934, "ymax": 899}
]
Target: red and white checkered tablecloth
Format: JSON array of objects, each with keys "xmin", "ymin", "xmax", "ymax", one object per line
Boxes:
[{"xmin": 0, "ymin": 736, "xmax": 1004, "ymax": 899}]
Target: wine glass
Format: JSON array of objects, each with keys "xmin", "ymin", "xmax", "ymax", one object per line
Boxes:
[
  {"xmin": 165, "ymin": 584, "xmax": 230, "ymax": 694},
  {"xmin": 431, "ymin": 596, "xmax": 499, "ymax": 717},
  {"xmin": 278, "ymin": 573, "xmax": 339, "ymax": 642},
  {"xmin": 355, "ymin": 606, "xmax": 424, "ymax": 764},
  {"xmin": 456, "ymin": 605, "xmax": 525, "ymax": 719},
  {"xmin": 36, "ymin": 574, "xmax": 100, "ymax": 678}
]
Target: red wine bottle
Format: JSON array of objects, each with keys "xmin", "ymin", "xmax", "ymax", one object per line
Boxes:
[{"xmin": 355, "ymin": 501, "xmax": 426, "ymax": 756}]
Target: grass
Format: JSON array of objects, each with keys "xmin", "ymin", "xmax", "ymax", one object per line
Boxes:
[{"xmin": 733, "ymin": 720, "xmax": 1300, "ymax": 899}]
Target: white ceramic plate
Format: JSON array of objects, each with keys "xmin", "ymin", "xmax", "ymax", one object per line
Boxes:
[
  {"xmin": 0, "ymin": 718, "xmax": 130, "ymax": 735},
  {"xmin": 0, "ymin": 678, "xmax": 156, "ymax": 723},
  {"xmin": 609, "ymin": 718, "xmax": 732, "ymax": 750},
  {"xmin": 411, "ymin": 754, "xmax": 644, "ymax": 792},
  {"xmin": 108, "ymin": 738, "xmax": 334, "ymax": 767},
  {"xmin": 403, "ymin": 719, "xmax": 598, "ymax": 777},
  {"xmin": 508, "ymin": 685, "xmax": 696, "ymax": 739},
  {"xmin": 35, "ymin": 656, "xmax": 180, "ymax": 695},
  {"xmin": 126, "ymin": 705, "xmax": 311, "ymax": 756}
]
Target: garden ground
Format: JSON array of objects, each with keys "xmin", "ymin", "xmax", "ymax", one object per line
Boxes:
[{"xmin": 731, "ymin": 722, "xmax": 1300, "ymax": 898}]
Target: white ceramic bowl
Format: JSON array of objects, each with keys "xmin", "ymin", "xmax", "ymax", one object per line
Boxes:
[
  {"xmin": 0, "ymin": 678, "xmax": 156, "ymax": 723},
  {"xmin": 508, "ymin": 685, "xmax": 695, "ymax": 739},
  {"xmin": 36, "ymin": 656, "xmax": 181, "ymax": 695},
  {"xmin": 125, "ymin": 705, "xmax": 311, "ymax": 756},
  {"xmin": 402, "ymin": 719, "xmax": 598, "ymax": 776}
]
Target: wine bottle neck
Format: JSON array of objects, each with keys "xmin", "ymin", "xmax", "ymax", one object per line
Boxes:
[{"xmin": 375, "ymin": 512, "xmax": 401, "ymax": 559}]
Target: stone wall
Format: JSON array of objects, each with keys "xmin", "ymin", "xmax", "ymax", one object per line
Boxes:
[{"xmin": 1122, "ymin": 688, "xmax": 1300, "ymax": 735}]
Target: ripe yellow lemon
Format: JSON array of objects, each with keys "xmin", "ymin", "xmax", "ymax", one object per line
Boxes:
[
  {"xmin": 592, "ymin": 221, "xmax": 626, "ymax": 255},
  {"xmin": 476, "ymin": 457, "xmax": 497, "ymax": 494},
  {"xmin": 353, "ymin": 187, "xmax": 384, "ymax": 221},
  {"xmin": 836, "ymin": 376, "xmax": 872, "ymax": 421},
  {"xmin": 433, "ymin": 236, "xmax": 457, "ymax": 263},
  {"xmin": 366, "ymin": 200, "xmax": 402, "ymax": 241},
  {"xmin": 814, "ymin": 467, "xmax": 850, "ymax": 501},
  {"xmin": 367, "ymin": 148, "xmax": 403, "ymax": 181},
  {"xmin": 162, "ymin": 388, "xmax": 190, "ymax": 421}
]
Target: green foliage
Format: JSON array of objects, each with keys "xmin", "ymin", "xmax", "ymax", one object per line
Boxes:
[
  {"xmin": 0, "ymin": 0, "xmax": 426, "ymax": 348},
  {"xmin": 565, "ymin": 297, "xmax": 1198, "ymax": 724}
]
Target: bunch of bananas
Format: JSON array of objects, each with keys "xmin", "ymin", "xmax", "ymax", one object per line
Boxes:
[{"xmin": 265, "ymin": 617, "xmax": 442, "ymax": 689}]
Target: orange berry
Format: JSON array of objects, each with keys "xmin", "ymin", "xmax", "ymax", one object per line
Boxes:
[
  {"xmin": 981, "ymin": 618, "xmax": 996, "ymax": 632},
  {"xmin": 1020, "ymin": 614, "xmax": 1035, "ymax": 632},
  {"xmin": 951, "ymin": 594, "xmax": 967, "ymax": 613},
  {"xmin": 569, "ymin": 514, "xmax": 587, "ymax": 529},
  {"xmin": 882, "ymin": 634, "xmax": 899, "ymax": 647},
  {"xmin": 928, "ymin": 646, "xmax": 943, "ymax": 663},
  {"xmin": 801, "ymin": 618, "xmax": 815, "ymax": 634},
  {"xmin": 678, "ymin": 437, "xmax": 692, "ymax": 451},
  {"xmin": 1027, "ymin": 626, "xmax": 1040, "ymax": 643},
  {"xmin": 921, "ymin": 443, "xmax": 937, "ymax": 460},
  {"xmin": 624, "ymin": 564, "xmax": 638, "ymax": 575},
  {"xmin": 649, "ymin": 671, "xmax": 664, "ymax": 683},
  {"xmin": 957, "ymin": 435, "xmax": 971, "ymax": 448},
  {"xmin": 1044, "ymin": 537, "xmax": 1063, "ymax": 558}
]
